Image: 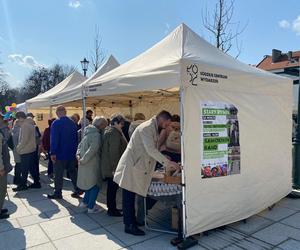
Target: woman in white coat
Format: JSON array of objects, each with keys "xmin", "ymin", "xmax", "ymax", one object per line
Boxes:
[{"xmin": 76, "ymin": 116, "xmax": 107, "ymax": 213}]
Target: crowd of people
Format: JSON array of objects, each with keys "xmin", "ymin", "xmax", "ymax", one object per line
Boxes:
[{"xmin": 0, "ymin": 106, "xmax": 182, "ymax": 236}]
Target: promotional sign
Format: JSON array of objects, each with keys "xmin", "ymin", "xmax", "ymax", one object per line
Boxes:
[{"xmin": 201, "ymin": 102, "xmax": 240, "ymax": 178}]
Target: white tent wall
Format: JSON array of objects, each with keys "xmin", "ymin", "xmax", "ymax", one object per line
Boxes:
[{"xmin": 181, "ymin": 61, "xmax": 293, "ymax": 236}]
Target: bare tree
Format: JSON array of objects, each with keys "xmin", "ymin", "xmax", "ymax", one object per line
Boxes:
[
  {"xmin": 89, "ymin": 25, "xmax": 106, "ymax": 73},
  {"xmin": 202, "ymin": 0, "xmax": 247, "ymax": 58}
]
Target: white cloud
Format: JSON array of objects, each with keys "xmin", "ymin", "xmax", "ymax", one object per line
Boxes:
[
  {"xmin": 292, "ymin": 16, "xmax": 300, "ymax": 35},
  {"xmin": 8, "ymin": 54, "xmax": 44, "ymax": 68},
  {"xmin": 68, "ymin": 0, "xmax": 81, "ymax": 9},
  {"xmin": 279, "ymin": 20, "xmax": 290, "ymax": 29}
]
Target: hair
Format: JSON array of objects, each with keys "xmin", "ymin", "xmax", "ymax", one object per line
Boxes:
[
  {"xmin": 134, "ymin": 113, "xmax": 145, "ymax": 121},
  {"xmin": 110, "ymin": 114, "xmax": 125, "ymax": 126},
  {"xmin": 171, "ymin": 114, "xmax": 180, "ymax": 123},
  {"xmin": 16, "ymin": 111, "xmax": 26, "ymax": 119},
  {"xmin": 86, "ymin": 110, "xmax": 93, "ymax": 115},
  {"xmin": 157, "ymin": 110, "xmax": 172, "ymax": 120},
  {"xmin": 92, "ymin": 116, "xmax": 107, "ymax": 127},
  {"xmin": 72, "ymin": 113, "xmax": 80, "ymax": 121},
  {"xmin": 56, "ymin": 105, "xmax": 66, "ymax": 116}
]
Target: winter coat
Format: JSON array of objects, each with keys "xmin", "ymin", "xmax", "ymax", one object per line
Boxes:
[
  {"xmin": 113, "ymin": 117, "xmax": 170, "ymax": 197},
  {"xmin": 0, "ymin": 133, "xmax": 3, "ymax": 172},
  {"xmin": 50, "ymin": 116, "xmax": 78, "ymax": 161},
  {"xmin": 16, "ymin": 118, "xmax": 36, "ymax": 155},
  {"xmin": 101, "ymin": 126, "xmax": 127, "ymax": 179},
  {"xmin": 12, "ymin": 120, "xmax": 21, "ymax": 163},
  {"xmin": 76, "ymin": 125, "xmax": 102, "ymax": 190}
]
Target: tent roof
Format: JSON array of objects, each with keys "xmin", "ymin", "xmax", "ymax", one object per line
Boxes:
[
  {"xmin": 50, "ymin": 55, "xmax": 120, "ymax": 106},
  {"xmin": 86, "ymin": 23, "xmax": 288, "ymax": 99},
  {"xmin": 26, "ymin": 71, "xmax": 86, "ymax": 108}
]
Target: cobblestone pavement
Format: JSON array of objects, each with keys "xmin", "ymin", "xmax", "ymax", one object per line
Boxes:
[{"xmin": 1, "ymin": 162, "xmax": 300, "ymax": 250}]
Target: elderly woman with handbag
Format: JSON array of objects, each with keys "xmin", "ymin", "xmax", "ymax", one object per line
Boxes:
[{"xmin": 76, "ymin": 116, "xmax": 107, "ymax": 213}]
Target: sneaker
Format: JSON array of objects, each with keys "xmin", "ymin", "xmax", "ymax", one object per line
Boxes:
[
  {"xmin": 28, "ymin": 182, "xmax": 41, "ymax": 189},
  {"xmin": 125, "ymin": 224, "xmax": 145, "ymax": 236},
  {"xmin": 78, "ymin": 201, "xmax": 88, "ymax": 208},
  {"xmin": 107, "ymin": 209, "xmax": 123, "ymax": 217},
  {"xmin": 12, "ymin": 185, "xmax": 28, "ymax": 192},
  {"xmin": 71, "ymin": 192, "xmax": 81, "ymax": 199},
  {"xmin": 1, "ymin": 209, "xmax": 8, "ymax": 214},
  {"xmin": 87, "ymin": 207, "xmax": 101, "ymax": 214},
  {"xmin": 47, "ymin": 193, "xmax": 63, "ymax": 199},
  {"xmin": 0, "ymin": 213, "xmax": 9, "ymax": 220}
]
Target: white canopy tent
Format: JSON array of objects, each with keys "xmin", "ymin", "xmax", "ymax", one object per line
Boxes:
[
  {"xmin": 26, "ymin": 71, "xmax": 86, "ymax": 109},
  {"xmin": 16, "ymin": 102, "xmax": 28, "ymax": 113},
  {"xmin": 51, "ymin": 55, "xmax": 120, "ymax": 107},
  {"xmin": 82, "ymin": 23, "xmax": 293, "ymax": 237}
]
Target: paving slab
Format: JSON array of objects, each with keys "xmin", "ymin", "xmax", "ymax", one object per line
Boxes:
[
  {"xmin": 252, "ymin": 223, "xmax": 300, "ymax": 245},
  {"xmin": 53, "ymin": 228, "xmax": 124, "ymax": 250},
  {"xmin": 17, "ymin": 213, "xmax": 50, "ymax": 227},
  {"xmin": 9, "ymin": 203, "xmax": 32, "ymax": 219},
  {"xmin": 277, "ymin": 198, "xmax": 300, "ymax": 211},
  {"xmin": 275, "ymin": 238, "xmax": 300, "ymax": 250},
  {"xmin": 27, "ymin": 242, "xmax": 56, "ymax": 250},
  {"xmin": 131, "ymin": 234, "xmax": 205, "ymax": 250},
  {"xmin": 44, "ymin": 207, "xmax": 75, "ymax": 220},
  {"xmin": 0, "ymin": 224, "xmax": 49, "ymax": 250},
  {"xmin": 87, "ymin": 210, "xmax": 123, "ymax": 227},
  {"xmin": 257, "ymin": 206, "xmax": 296, "ymax": 221},
  {"xmin": 23, "ymin": 199, "xmax": 61, "ymax": 215},
  {"xmin": 104, "ymin": 221, "xmax": 160, "ymax": 246},
  {"xmin": 40, "ymin": 213, "xmax": 100, "ymax": 240},
  {"xmin": 0, "ymin": 218, "xmax": 20, "ymax": 233},
  {"xmin": 228, "ymin": 215, "xmax": 273, "ymax": 234},
  {"xmin": 281, "ymin": 212, "xmax": 300, "ymax": 229}
]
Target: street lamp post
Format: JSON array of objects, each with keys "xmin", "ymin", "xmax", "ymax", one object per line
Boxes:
[{"xmin": 80, "ymin": 57, "xmax": 89, "ymax": 77}]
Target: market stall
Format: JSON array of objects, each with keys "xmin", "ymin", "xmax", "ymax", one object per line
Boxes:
[{"xmin": 82, "ymin": 23, "xmax": 293, "ymax": 238}]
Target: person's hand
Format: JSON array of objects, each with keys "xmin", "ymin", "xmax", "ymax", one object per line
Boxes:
[
  {"xmin": 51, "ymin": 155, "xmax": 57, "ymax": 164},
  {"xmin": 76, "ymin": 155, "xmax": 81, "ymax": 166},
  {"xmin": 0, "ymin": 169, "xmax": 5, "ymax": 177},
  {"xmin": 167, "ymin": 161, "xmax": 180, "ymax": 172}
]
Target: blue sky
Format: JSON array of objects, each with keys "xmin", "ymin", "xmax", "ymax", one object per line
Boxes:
[{"xmin": 0, "ymin": 0, "xmax": 300, "ymax": 87}]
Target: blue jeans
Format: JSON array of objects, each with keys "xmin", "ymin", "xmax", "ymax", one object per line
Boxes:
[{"xmin": 83, "ymin": 185, "xmax": 100, "ymax": 209}]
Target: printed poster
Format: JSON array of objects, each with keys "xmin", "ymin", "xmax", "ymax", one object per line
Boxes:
[{"xmin": 201, "ymin": 102, "xmax": 241, "ymax": 178}]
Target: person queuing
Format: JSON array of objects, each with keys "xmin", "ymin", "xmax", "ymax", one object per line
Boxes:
[
  {"xmin": 27, "ymin": 113, "xmax": 42, "ymax": 189},
  {"xmin": 48, "ymin": 106, "xmax": 80, "ymax": 200},
  {"xmin": 11, "ymin": 119, "xmax": 22, "ymax": 185},
  {"xmin": 114, "ymin": 110, "xmax": 180, "ymax": 236},
  {"xmin": 71, "ymin": 113, "xmax": 81, "ymax": 131},
  {"xmin": 128, "ymin": 113, "xmax": 146, "ymax": 138},
  {"xmin": 80, "ymin": 110, "xmax": 93, "ymax": 128},
  {"xmin": 102, "ymin": 114, "xmax": 127, "ymax": 217},
  {"xmin": 0, "ymin": 114, "xmax": 12, "ymax": 219},
  {"xmin": 77, "ymin": 117, "xmax": 107, "ymax": 213},
  {"xmin": 122, "ymin": 114, "xmax": 132, "ymax": 142},
  {"xmin": 13, "ymin": 112, "xmax": 37, "ymax": 192},
  {"xmin": 42, "ymin": 118, "xmax": 56, "ymax": 179}
]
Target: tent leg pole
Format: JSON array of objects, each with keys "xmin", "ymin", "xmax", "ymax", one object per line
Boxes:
[
  {"xmin": 50, "ymin": 106, "xmax": 53, "ymax": 118},
  {"xmin": 171, "ymin": 87, "xmax": 198, "ymax": 250},
  {"xmin": 82, "ymin": 96, "xmax": 87, "ymax": 131}
]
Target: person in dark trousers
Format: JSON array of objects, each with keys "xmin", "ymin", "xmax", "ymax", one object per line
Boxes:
[
  {"xmin": 14, "ymin": 112, "xmax": 37, "ymax": 191},
  {"xmin": 0, "ymin": 114, "xmax": 12, "ymax": 219},
  {"xmin": 101, "ymin": 114, "xmax": 127, "ymax": 217},
  {"xmin": 48, "ymin": 106, "xmax": 80, "ymax": 200},
  {"xmin": 42, "ymin": 118, "xmax": 56, "ymax": 178},
  {"xmin": 114, "ymin": 111, "xmax": 180, "ymax": 236},
  {"xmin": 12, "ymin": 119, "xmax": 22, "ymax": 185},
  {"xmin": 27, "ymin": 113, "xmax": 41, "ymax": 188}
]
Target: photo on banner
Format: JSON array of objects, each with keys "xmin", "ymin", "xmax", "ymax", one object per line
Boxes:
[{"xmin": 201, "ymin": 101, "xmax": 240, "ymax": 178}]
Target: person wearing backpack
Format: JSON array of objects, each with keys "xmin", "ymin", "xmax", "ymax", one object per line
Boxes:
[{"xmin": 0, "ymin": 114, "xmax": 12, "ymax": 219}]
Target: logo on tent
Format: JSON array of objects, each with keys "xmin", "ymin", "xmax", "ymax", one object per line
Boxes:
[{"xmin": 186, "ymin": 64, "xmax": 198, "ymax": 86}]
